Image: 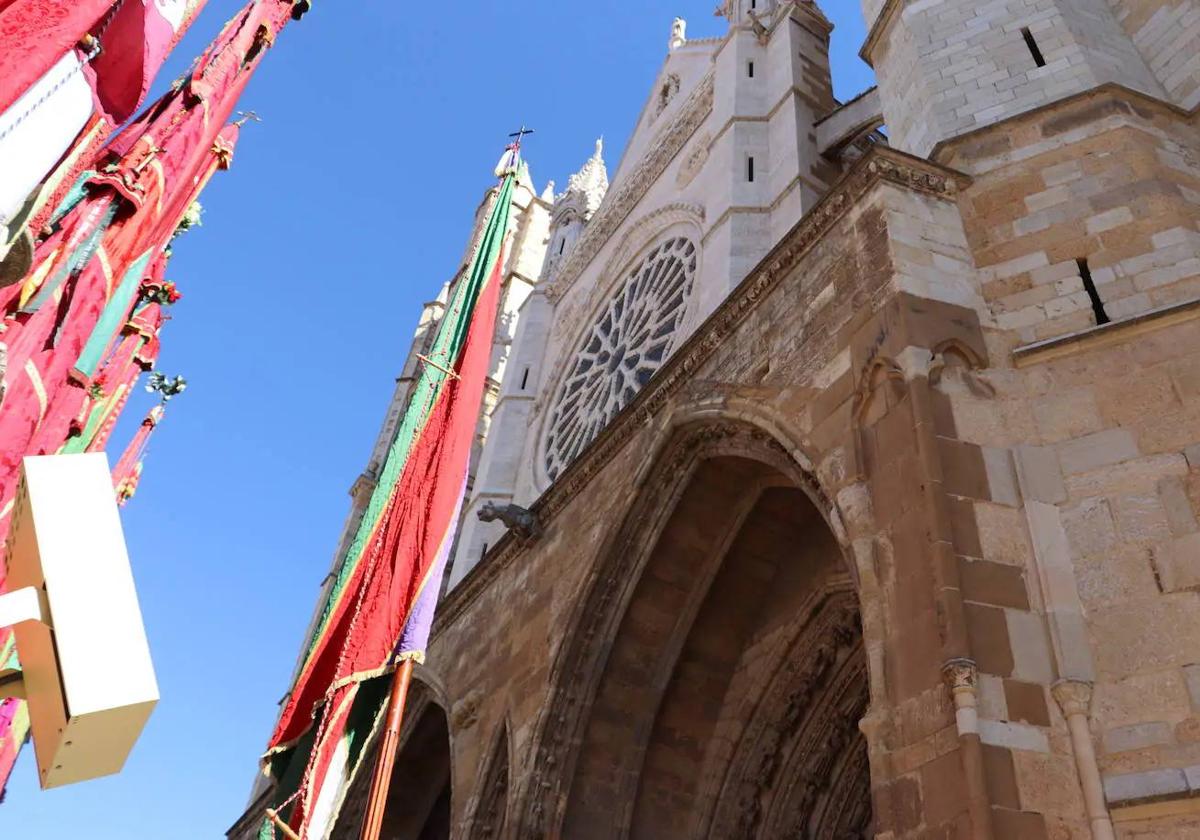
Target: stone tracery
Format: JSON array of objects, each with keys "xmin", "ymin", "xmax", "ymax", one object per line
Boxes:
[{"xmin": 544, "ymin": 237, "xmax": 697, "ymax": 480}]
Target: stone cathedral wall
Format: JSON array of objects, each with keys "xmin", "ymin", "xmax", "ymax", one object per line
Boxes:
[{"xmin": 388, "ymin": 104, "xmax": 1200, "ymax": 835}]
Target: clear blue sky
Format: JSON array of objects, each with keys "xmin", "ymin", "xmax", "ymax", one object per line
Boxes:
[{"xmin": 4, "ymin": 3, "xmax": 874, "ymax": 837}]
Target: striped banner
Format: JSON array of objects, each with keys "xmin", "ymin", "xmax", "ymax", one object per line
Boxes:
[{"xmin": 263, "ymin": 168, "xmax": 517, "ymax": 837}]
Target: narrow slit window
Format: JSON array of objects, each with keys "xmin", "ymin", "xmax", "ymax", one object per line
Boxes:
[
  {"xmin": 1077, "ymin": 258, "xmax": 1110, "ymax": 325},
  {"xmin": 481, "ymin": 542, "xmax": 489, "ymax": 559},
  {"xmin": 748, "ymin": 61, "xmax": 755, "ymax": 78},
  {"xmin": 1021, "ymin": 27, "xmax": 1047, "ymax": 67},
  {"xmin": 558, "ymin": 237, "xmax": 565, "ymax": 255},
  {"xmin": 520, "ymin": 366, "xmax": 530, "ymax": 390},
  {"xmin": 750, "ymin": 0, "xmax": 756, "ymax": 8},
  {"xmin": 747, "ymin": 156, "xmax": 755, "ymax": 183}
]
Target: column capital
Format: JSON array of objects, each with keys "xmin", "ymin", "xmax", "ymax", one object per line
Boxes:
[
  {"xmin": 1052, "ymin": 679, "xmax": 1094, "ymax": 717},
  {"xmin": 941, "ymin": 658, "xmax": 978, "ymax": 695}
]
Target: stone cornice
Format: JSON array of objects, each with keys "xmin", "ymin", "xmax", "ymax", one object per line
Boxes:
[
  {"xmin": 931, "ymin": 83, "xmax": 1200, "ymax": 164},
  {"xmin": 433, "ymin": 146, "xmax": 970, "ymax": 637},
  {"xmin": 1013, "ymin": 296, "xmax": 1200, "ymax": 368},
  {"xmin": 545, "ymin": 72, "xmax": 715, "ymax": 304}
]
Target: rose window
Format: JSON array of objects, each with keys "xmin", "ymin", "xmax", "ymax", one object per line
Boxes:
[{"xmin": 544, "ymin": 237, "xmax": 697, "ymax": 480}]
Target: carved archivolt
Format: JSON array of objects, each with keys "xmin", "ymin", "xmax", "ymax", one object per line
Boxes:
[
  {"xmin": 600, "ymin": 202, "xmax": 705, "ymax": 295},
  {"xmin": 514, "ymin": 420, "xmax": 842, "ymax": 836},
  {"xmin": 465, "ymin": 721, "xmax": 510, "ymax": 840},
  {"xmin": 701, "ymin": 592, "xmax": 867, "ymax": 839}
]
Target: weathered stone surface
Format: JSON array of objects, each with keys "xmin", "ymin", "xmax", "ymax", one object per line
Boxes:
[
  {"xmin": 1186, "ymin": 665, "xmax": 1200, "ymax": 712},
  {"xmin": 1103, "ymin": 722, "xmax": 1174, "ymax": 754},
  {"xmin": 1154, "ymin": 533, "xmax": 1200, "ymax": 593},
  {"xmin": 1015, "ymin": 750, "xmax": 1088, "ymax": 820},
  {"xmin": 1104, "ymin": 767, "xmax": 1189, "ymax": 805},
  {"xmin": 1057, "ymin": 429, "xmax": 1140, "ymax": 476},
  {"xmin": 1094, "ymin": 669, "xmax": 1193, "ymax": 730}
]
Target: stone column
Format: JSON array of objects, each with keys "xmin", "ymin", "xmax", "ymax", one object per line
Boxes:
[
  {"xmin": 944, "ymin": 658, "xmax": 981, "ymax": 736},
  {"xmin": 942, "ymin": 659, "xmax": 993, "ymax": 840},
  {"xmin": 859, "ymin": 704, "xmax": 894, "ymax": 835},
  {"xmin": 1052, "ymin": 680, "xmax": 1116, "ymax": 840}
]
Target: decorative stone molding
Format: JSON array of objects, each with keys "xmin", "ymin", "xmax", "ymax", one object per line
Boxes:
[
  {"xmin": 464, "ymin": 722, "xmax": 511, "ymax": 840},
  {"xmin": 436, "ymin": 147, "xmax": 969, "ymax": 637},
  {"xmin": 1051, "ymin": 679, "xmax": 1094, "ymax": 718},
  {"xmin": 849, "ymin": 355, "xmax": 906, "ymax": 482},
  {"xmin": 706, "ymin": 595, "xmax": 866, "ymax": 838},
  {"xmin": 546, "ymin": 72, "xmax": 716, "ymax": 303},
  {"xmin": 929, "ymin": 337, "xmax": 996, "ymax": 397},
  {"xmin": 851, "ymin": 356, "xmax": 905, "ymax": 425},
  {"xmin": 676, "ymin": 133, "xmax": 711, "ymax": 188},
  {"xmin": 601, "ymin": 202, "xmax": 706, "ymax": 292},
  {"xmin": 655, "ymin": 73, "xmax": 682, "ymax": 118},
  {"xmin": 942, "ymin": 658, "xmax": 979, "ymax": 694},
  {"xmin": 942, "ymin": 658, "xmax": 980, "ymax": 737}
]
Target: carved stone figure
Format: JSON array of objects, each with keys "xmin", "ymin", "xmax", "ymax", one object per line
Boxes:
[
  {"xmin": 669, "ymin": 17, "xmax": 686, "ymax": 50},
  {"xmin": 478, "ymin": 501, "xmax": 542, "ymax": 540}
]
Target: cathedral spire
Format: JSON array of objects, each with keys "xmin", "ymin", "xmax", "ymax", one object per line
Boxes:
[{"xmin": 558, "ymin": 137, "xmax": 608, "ymax": 220}]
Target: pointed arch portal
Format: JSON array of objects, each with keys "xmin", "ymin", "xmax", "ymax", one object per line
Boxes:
[
  {"xmin": 526, "ymin": 422, "xmax": 875, "ymax": 839},
  {"xmin": 332, "ymin": 691, "xmax": 452, "ymax": 840}
]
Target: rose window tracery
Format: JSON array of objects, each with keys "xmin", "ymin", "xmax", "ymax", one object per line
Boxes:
[{"xmin": 544, "ymin": 237, "xmax": 697, "ymax": 481}]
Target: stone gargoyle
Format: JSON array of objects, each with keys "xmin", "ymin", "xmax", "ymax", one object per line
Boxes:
[{"xmin": 477, "ymin": 501, "xmax": 542, "ymax": 541}]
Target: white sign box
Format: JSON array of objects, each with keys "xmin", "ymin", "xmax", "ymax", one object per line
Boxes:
[{"xmin": 6, "ymin": 454, "xmax": 159, "ymax": 789}]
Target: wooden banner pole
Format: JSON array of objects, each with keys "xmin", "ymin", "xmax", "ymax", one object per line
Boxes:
[{"xmin": 358, "ymin": 658, "xmax": 416, "ymax": 840}]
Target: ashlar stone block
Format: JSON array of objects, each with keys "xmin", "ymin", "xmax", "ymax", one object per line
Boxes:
[
  {"xmin": 1103, "ymin": 721, "xmax": 1174, "ymax": 754},
  {"xmin": 1153, "ymin": 533, "xmax": 1200, "ymax": 593},
  {"xmin": 1057, "ymin": 429, "xmax": 1140, "ymax": 476}
]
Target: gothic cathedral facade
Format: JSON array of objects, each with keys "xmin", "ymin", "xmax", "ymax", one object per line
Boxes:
[{"xmin": 231, "ymin": 1, "xmax": 1200, "ymax": 837}]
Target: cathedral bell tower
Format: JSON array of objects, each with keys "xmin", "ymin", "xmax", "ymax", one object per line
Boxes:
[
  {"xmin": 859, "ymin": 0, "xmax": 1185, "ymax": 157},
  {"xmin": 702, "ymin": 0, "xmax": 838, "ymax": 291}
]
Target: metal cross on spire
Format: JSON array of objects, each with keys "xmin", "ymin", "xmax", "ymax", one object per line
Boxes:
[{"xmin": 508, "ymin": 125, "xmax": 535, "ymax": 149}]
